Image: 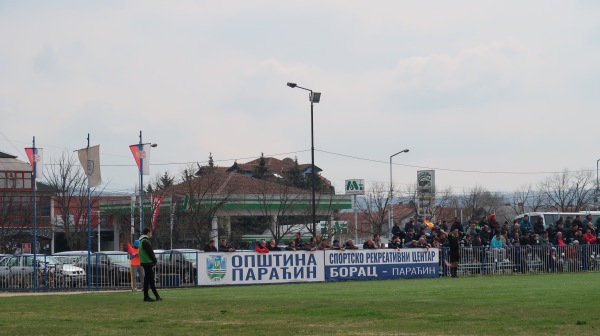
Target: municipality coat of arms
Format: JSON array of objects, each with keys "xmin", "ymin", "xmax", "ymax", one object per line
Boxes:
[{"xmin": 206, "ymin": 255, "xmax": 227, "ymax": 281}]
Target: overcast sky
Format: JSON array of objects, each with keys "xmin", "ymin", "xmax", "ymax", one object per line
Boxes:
[{"xmin": 1, "ymin": 0, "xmax": 599, "ymax": 196}]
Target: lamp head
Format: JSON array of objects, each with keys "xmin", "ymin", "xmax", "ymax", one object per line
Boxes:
[
  {"xmin": 151, "ymin": 143, "xmax": 158, "ymax": 148},
  {"xmin": 287, "ymin": 82, "xmax": 297, "ymax": 88},
  {"xmin": 402, "ymin": 149, "xmax": 409, "ymax": 153},
  {"xmin": 310, "ymin": 92, "xmax": 321, "ymax": 103}
]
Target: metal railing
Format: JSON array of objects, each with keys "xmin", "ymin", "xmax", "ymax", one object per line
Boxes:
[
  {"xmin": 440, "ymin": 244, "xmax": 600, "ymax": 276},
  {"xmin": 2, "ymin": 245, "xmax": 600, "ymax": 291}
]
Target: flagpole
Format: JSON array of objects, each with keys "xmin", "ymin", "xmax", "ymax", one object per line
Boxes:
[
  {"xmin": 139, "ymin": 131, "xmax": 144, "ymax": 233},
  {"xmin": 86, "ymin": 134, "xmax": 92, "ymax": 290},
  {"xmin": 32, "ymin": 136, "xmax": 38, "ymax": 291}
]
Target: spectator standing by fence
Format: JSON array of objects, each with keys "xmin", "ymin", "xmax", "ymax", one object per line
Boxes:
[
  {"xmin": 255, "ymin": 240, "xmax": 269, "ymax": 253},
  {"xmin": 204, "ymin": 240, "xmax": 217, "ymax": 252},
  {"xmin": 129, "ymin": 240, "xmax": 144, "ymax": 292},
  {"xmin": 267, "ymin": 239, "xmax": 281, "ymax": 251},
  {"xmin": 218, "ymin": 239, "xmax": 235, "ymax": 252}
]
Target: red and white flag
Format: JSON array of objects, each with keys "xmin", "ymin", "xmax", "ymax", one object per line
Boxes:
[
  {"xmin": 151, "ymin": 196, "xmax": 163, "ymax": 231},
  {"xmin": 129, "ymin": 143, "xmax": 151, "ymax": 175},
  {"xmin": 24, "ymin": 147, "xmax": 43, "ymax": 179}
]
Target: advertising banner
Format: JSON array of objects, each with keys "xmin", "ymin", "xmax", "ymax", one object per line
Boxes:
[
  {"xmin": 325, "ymin": 248, "xmax": 439, "ymax": 281},
  {"xmin": 197, "ymin": 251, "xmax": 325, "ymax": 286},
  {"xmin": 417, "ymin": 170, "xmax": 435, "ymax": 195},
  {"xmin": 344, "ymin": 179, "xmax": 365, "ymax": 195}
]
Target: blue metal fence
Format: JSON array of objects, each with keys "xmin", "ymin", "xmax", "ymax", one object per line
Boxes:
[{"xmin": 2, "ymin": 245, "xmax": 599, "ymax": 292}]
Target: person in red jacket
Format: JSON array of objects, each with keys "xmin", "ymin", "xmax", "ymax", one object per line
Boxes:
[
  {"xmin": 583, "ymin": 229, "xmax": 597, "ymax": 244},
  {"xmin": 255, "ymin": 240, "xmax": 269, "ymax": 253}
]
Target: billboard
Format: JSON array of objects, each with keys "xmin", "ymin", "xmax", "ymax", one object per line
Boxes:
[
  {"xmin": 345, "ymin": 179, "xmax": 365, "ymax": 195},
  {"xmin": 325, "ymin": 248, "xmax": 439, "ymax": 281},
  {"xmin": 417, "ymin": 170, "xmax": 435, "ymax": 195},
  {"xmin": 197, "ymin": 251, "xmax": 325, "ymax": 286}
]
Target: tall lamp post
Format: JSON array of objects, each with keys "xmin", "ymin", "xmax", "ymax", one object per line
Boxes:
[
  {"xmin": 389, "ymin": 149, "xmax": 409, "ymax": 238},
  {"xmin": 287, "ymin": 82, "xmax": 321, "ymax": 236},
  {"xmin": 130, "ymin": 131, "xmax": 157, "ymax": 234}
]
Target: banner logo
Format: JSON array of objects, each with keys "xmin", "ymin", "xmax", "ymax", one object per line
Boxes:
[
  {"xmin": 206, "ymin": 255, "xmax": 227, "ymax": 281},
  {"xmin": 86, "ymin": 160, "xmax": 95, "ymax": 176}
]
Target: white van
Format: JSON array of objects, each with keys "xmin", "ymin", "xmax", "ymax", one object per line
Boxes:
[{"xmin": 514, "ymin": 211, "xmax": 600, "ymax": 230}]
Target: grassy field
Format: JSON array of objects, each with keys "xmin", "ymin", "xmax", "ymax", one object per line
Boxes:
[{"xmin": 0, "ymin": 273, "xmax": 599, "ymax": 336}]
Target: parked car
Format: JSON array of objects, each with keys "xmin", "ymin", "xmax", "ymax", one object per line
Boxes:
[
  {"xmin": 53, "ymin": 251, "xmax": 88, "ymax": 266},
  {"xmin": 68, "ymin": 251, "xmax": 131, "ymax": 287},
  {"xmin": 155, "ymin": 249, "xmax": 200, "ymax": 285},
  {"xmin": 0, "ymin": 254, "xmax": 86, "ymax": 288}
]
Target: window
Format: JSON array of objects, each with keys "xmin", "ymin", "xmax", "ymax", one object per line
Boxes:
[{"xmin": 0, "ymin": 171, "xmax": 33, "ymax": 190}]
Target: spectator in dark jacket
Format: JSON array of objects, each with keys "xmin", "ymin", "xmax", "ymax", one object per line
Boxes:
[
  {"xmin": 479, "ymin": 225, "xmax": 491, "ymax": 245},
  {"xmin": 533, "ymin": 217, "xmax": 545, "ymax": 235},
  {"xmin": 572, "ymin": 215, "xmax": 583, "ymax": 229},
  {"xmin": 404, "ymin": 218, "xmax": 415, "ymax": 233},
  {"xmin": 388, "ymin": 236, "xmax": 403, "ymax": 250},
  {"xmin": 391, "ymin": 222, "xmax": 402, "ymax": 238},
  {"xmin": 344, "ymin": 239, "xmax": 359, "ymax": 250},
  {"xmin": 520, "ymin": 215, "xmax": 534, "ymax": 234},
  {"xmin": 218, "ymin": 239, "xmax": 235, "ymax": 252},
  {"xmin": 450, "ymin": 217, "xmax": 464, "ymax": 236},
  {"xmin": 267, "ymin": 239, "xmax": 281, "ymax": 251},
  {"xmin": 363, "ymin": 239, "xmax": 377, "ymax": 249},
  {"xmin": 204, "ymin": 239, "xmax": 217, "ymax": 252}
]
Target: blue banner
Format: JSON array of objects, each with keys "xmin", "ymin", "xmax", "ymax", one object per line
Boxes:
[{"xmin": 325, "ymin": 249, "xmax": 439, "ymax": 281}]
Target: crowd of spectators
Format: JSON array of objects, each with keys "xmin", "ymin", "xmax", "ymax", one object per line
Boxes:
[{"xmin": 203, "ymin": 214, "xmax": 600, "ymax": 255}]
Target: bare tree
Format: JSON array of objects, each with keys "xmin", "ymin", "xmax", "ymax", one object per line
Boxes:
[
  {"xmin": 539, "ymin": 169, "xmax": 595, "ymax": 211},
  {"xmin": 571, "ymin": 169, "xmax": 595, "ymax": 210},
  {"xmin": 433, "ymin": 186, "xmax": 455, "ymax": 221},
  {"xmin": 355, "ymin": 182, "xmax": 390, "ymax": 238},
  {"xmin": 166, "ymin": 164, "xmax": 236, "ymax": 246},
  {"xmin": 45, "ymin": 151, "xmax": 105, "ymax": 250},
  {"xmin": 509, "ymin": 184, "xmax": 546, "ymax": 215},
  {"xmin": 403, "ymin": 183, "xmax": 420, "ymax": 218},
  {"xmin": 240, "ymin": 179, "xmax": 306, "ymax": 243},
  {"xmin": 457, "ymin": 185, "xmax": 504, "ymax": 222}
]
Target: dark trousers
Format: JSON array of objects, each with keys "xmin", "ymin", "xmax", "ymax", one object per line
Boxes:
[{"xmin": 142, "ymin": 264, "xmax": 159, "ymax": 299}]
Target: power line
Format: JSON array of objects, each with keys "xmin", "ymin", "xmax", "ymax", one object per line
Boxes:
[
  {"xmin": 2, "ymin": 133, "xmax": 592, "ymax": 176},
  {"xmin": 316, "ymin": 149, "xmax": 593, "ymax": 175}
]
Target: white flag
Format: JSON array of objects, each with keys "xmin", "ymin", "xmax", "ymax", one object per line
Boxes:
[{"xmin": 77, "ymin": 145, "xmax": 102, "ymax": 188}]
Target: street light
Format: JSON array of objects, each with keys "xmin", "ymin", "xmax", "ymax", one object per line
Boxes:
[
  {"xmin": 389, "ymin": 149, "xmax": 409, "ymax": 238},
  {"xmin": 287, "ymin": 82, "xmax": 321, "ymax": 236},
  {"xmin": 132, "ymin": 131, "xmax": 158, "ymax": 233}
]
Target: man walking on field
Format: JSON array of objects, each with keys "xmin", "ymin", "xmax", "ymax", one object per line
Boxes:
[{"xmin": 139, "ymin": 228, "xmax": 161, "ymax": 302}]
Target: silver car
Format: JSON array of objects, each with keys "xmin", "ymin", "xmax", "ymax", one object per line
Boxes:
[{"xmin": 0, "ymin": 254, "xmax": 86, "ymax": 288}]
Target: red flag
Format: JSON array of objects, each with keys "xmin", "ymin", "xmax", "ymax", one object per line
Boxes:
[{"xmin": 151, "ymin": 196, "xmax": 163, "ymax": 231}]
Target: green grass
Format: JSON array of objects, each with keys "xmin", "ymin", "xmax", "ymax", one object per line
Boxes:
[{"xmin": 1, "ymin": 273, "xmax": 600, "ymax": 335}]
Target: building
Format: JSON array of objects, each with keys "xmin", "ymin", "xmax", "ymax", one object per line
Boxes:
[
  {"xmin": 101, "ymin": 157, "xmax": 351, "ymax": 249},
  {"xmin": 0, "ymin": 151, "xmax": 53, "ymax": 253}
]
